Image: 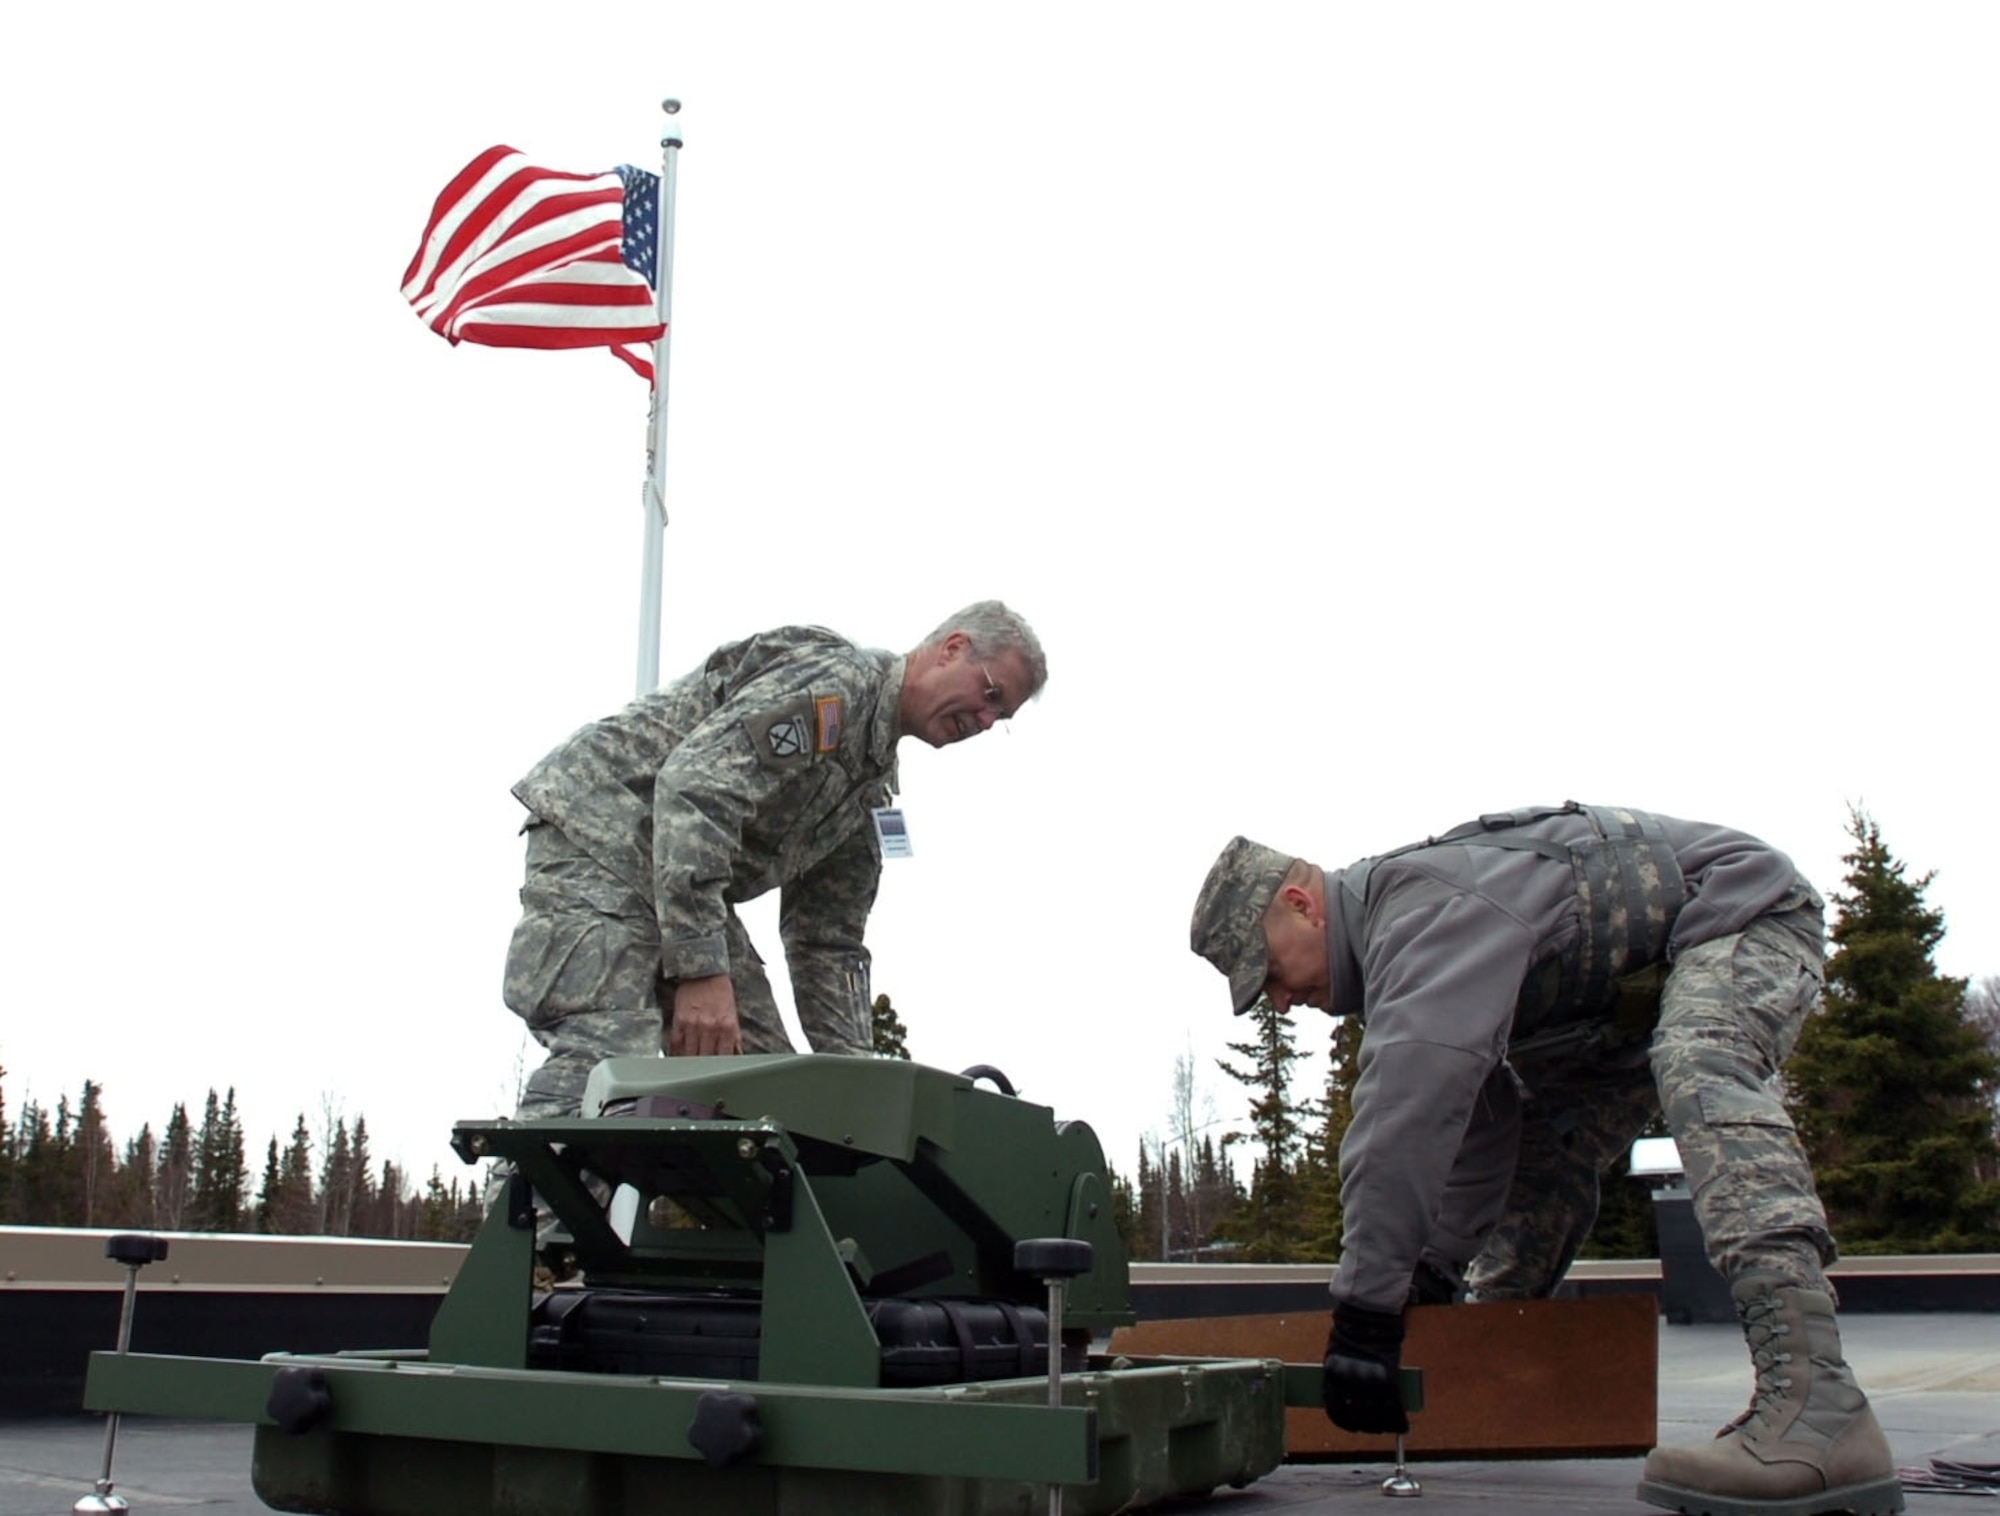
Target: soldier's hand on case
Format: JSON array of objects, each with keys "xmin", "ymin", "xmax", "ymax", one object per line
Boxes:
[
  {"xmin": 670, "ymin": 976, "xmax": 743, "ymax": 1057},
  {"xmin": 1322, "ymin": 1303, "xmax": 1409, "ymax": 1434}
]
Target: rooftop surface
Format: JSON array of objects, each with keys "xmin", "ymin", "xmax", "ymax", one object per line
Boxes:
[{"xmin": 3, "ymin": 1311, "xmax": 1994, "ymax": 1515}]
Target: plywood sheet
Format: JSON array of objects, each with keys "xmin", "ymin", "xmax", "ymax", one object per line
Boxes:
[{"xmin": 1108, "ymin": 1292, "xmax": 1659, "ymax": 1459}]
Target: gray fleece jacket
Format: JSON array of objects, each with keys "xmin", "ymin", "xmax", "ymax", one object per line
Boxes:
[{"xmin": 1323, "ymin": 805, "xmax": 1804, "ymax": 1314}]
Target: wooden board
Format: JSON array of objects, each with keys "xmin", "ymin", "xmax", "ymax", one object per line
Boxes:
[{"xmin": 1108, "ymin": 1292, "xmax": 1660, "ymax": 1459}]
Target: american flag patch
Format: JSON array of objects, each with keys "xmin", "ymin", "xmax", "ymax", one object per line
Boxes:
[{"xmin": 815, "ymin": 695, "xmax": 843, "ymax": 752}]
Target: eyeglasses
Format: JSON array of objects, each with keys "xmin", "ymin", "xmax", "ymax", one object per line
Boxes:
[{"xmin": 980, "ymin": 664, "xmax": 1012, "ymax": 735}]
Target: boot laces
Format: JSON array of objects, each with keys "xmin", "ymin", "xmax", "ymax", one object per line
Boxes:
[{"xmin": 1729, "ymin": 1293, "xmax": 1796, "ymax": 1434}]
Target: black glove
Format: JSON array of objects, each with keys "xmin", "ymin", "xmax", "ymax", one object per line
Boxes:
[
  {"xmin": 1408, "ymin": 1258, "xmax": 1463, "ymax": 1307},
  {"xmin": 1322, "ymin": 1303, "xmax": 1409, "ymax": 1434}
]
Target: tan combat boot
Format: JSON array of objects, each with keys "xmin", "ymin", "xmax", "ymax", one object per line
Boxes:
[{"xmin": 1638, "ymin": 1271, "xmax": 1903, "ymax": 1516}]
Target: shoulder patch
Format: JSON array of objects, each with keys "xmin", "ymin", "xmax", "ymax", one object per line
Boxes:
[
  {"xmin": 815, "ymin": 695, "xmax": 843, "ymax": 753},
  {"xmin": 745, "ymin": 700, "xmax": 817, "ymax": 769}
]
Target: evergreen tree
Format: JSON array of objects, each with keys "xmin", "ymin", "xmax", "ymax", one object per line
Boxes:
[
  {"xmin": 451, "ymin": 1177, "xmax": 486, "ymax": 1239},
  {"xmin": 320, "ymin": 1119, "xmax": 356, "ymax": 1236},
  {"xmin": 1108, "ymin": 1164, "xmax": 1139, "ymax": 1258},
  {"xmin": 50, "ymin": 1094, "xmax": 80, "ymax": 1226},
  {"xmin": 366, "ymin": 1159, "xmax": 410, "ymax": 1239},
  {"xmin": 189, "ymin": 1088, "xmax": 248, "ymax": 1232},
  {"xmin": 1786, "ymin": 811, "xmax": 2000, "ymax": 1252},
  {"xmin": 258, "ymin": 1116, "xmax": 317, "ymax": 1234},
  {"xmin": 156, "ymin": 1103, "xmax": 194, "ymax": 1230},
  {"xmin": 1297, "ymin": 1015, "xmax": 1364, "ymax": 1260},
  {"xmin": 1133, "ymin": 1141, "xmax": 1160, "ymax": 1261},
  {"xmin": 1163, "ymin": 1148, "xmax": 1188, "ymax": 1260},
  {"xmin": 119, "ymin": 1124, "xmax": 157, "ymax": 1230},
  {"xmin": 347, "ymin": 1118, "xmax": 377, "ymax": 1234},
  {"xmin": 73, "ymin": 1081, "xmax": 118, "ymax": 1228},
  {"xmin": 1191, "ymin": 1134, "xmax": 1242, "ymax": 1256},
  {"xmin": 1214, "ymin": 995, "xmax": 1308, "ymax": 1260},
  {"xmin": 418, "ymin": 1167, "xmax": 454, "ymax": 1240},
  {"xmin": 255, "ymin": 1139, "xmax": 283, "ymax": 1233},
  {"xmin": 0, "ymin": 1059, "xmax": 11, "ymax": 1222},
  {"xmin": 12, "ymin": 1099, "xmax": 59, "ymax": 1225},
  {"xmin": 870, "ymin": 994, "xmax": 912, "ymax": 1060}
]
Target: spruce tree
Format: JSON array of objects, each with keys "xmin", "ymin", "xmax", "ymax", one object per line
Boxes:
[
  {"xmin": 262, "ymin": 1115, "xmax": 317, "ymax": 1235},
  {"xmin": 1298, "ymin": 1015, "xmax": 1364, "ymax": 1260},
  {"xmin": 73, "ymin": 1081, "xmax": 118, "ymax": 1228},
  {"xmin": 1786, "ymin": 811, "xmax": 2000, "ymax": 1252},
  {"xmin": 1163, "ymin": 1148, "xmax": 1188, "ymax": 1260},
  {"xmin": 869, "ymin": 994, "xmax": 912, "ymax": 1060},
  {"xmin": 189, "ymin": 1088, "xmax": 248, "ymax": 1232},
  {"xmin": 50, "ymin": 1094, "xmax": 79, "ymax": 1226},
  {"xmin": 320, "ymin": 1119, "xmax": 356, "ymax": 1236},
  {"xmin": 1192, "ymin": 1135, "xmax": 1242, "ymax": 1255},
  {"xmin": 1215, "ymin": 995, "xmax": 1307, "ymax": 1260},
  {"xmin": 370, "ymin": 1159, "xmax": 409, "ymax": 1239},
  {"xmin": 1108, "ymin": 1165, "xmax": 1139, "ymax": 1259},
  {"xmin": 347, "ymin": 1118, "xmax": 377, "ymax": 1232},
  {"xmin": 0, "ymin": 1059, "xmax": 11, "ymax": 1223},
  {"xmin": 156, "ymin": 1103, "xmax": 193, "ymax": 1230},
  {"xmin": 120, "ymin": 1124, "xmax": 157, "ymax": 1230},
  {"xmin": 418, "ymin": 1168, "xmax": 453, "ymax": 1240},
  {"xmin": 256, "ymin": 1139, "xmax": 283, "ymax": 1233},
  {"xmin": 1136, "ymin": 1144, "xmax": 1168, "ymax": 1264},
  {"xmin": 12, "ymin": 1100, "xmax": 58, "ymax": 1225}
]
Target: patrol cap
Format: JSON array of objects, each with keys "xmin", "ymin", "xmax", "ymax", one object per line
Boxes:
[{"xmin": 1189, "ymin": 836, "xmax": 1296, "ymax": 1016}]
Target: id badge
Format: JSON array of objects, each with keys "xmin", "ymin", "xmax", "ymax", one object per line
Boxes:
[{"xmin": 872, "ymin": 807, "xmax": 913, "ymax": 859}]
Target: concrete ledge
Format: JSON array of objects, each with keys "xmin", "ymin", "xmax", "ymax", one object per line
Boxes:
[
  {"xmin": 4, "ymin": 1227, "xmax": 1995, "ymax": 1418},
  {"xmin": 0, "ymin": 1226, "xmax": 464, "ymax": 1292}
]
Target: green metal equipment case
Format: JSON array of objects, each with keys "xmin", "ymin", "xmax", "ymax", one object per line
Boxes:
[{"xmin": 86, "ymin": 1055, "xmax": 1301, "ymax": 1514}]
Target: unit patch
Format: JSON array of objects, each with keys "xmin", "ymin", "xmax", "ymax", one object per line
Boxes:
[
  {"xmin": 746, "ymin": 701, "xmax": 817, "ymax": 769},
  {"xmin": 815, "ymin": 695, "xmax": 843, "ymax": 753},
  {"xmin": 768, "ymin": 716, "xmax": 809, "ymax": 759}
]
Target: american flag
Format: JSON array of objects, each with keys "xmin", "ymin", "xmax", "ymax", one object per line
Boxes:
[{"xmin": 402, "ymin": 145, "xmax": 666, "ymax": 383}]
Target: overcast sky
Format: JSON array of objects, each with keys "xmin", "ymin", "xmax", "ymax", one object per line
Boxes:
[{"xmin": 4, "ymin": 4, "xmax": 1995, "ymax": 1200}]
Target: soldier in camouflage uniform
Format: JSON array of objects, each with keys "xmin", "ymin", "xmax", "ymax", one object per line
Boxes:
[
  {"xmin": 1190, "ymin": 805, "xmax": 1902, "ymax": 1516},
  {"xmin": 504, "ymin": 601, "xmax": 1045, "ymax": 1125}
]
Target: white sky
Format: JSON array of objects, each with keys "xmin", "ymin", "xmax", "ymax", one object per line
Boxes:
[{"xmin": 4, "ymin": 4, "xmax": 1995, "ymax": 1198}]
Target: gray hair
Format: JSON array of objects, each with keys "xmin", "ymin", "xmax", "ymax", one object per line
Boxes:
[{"xmin": 921, "ymin": 600, "xmax": 1048, "ymax": 699}]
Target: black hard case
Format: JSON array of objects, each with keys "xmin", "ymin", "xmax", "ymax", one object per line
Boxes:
[{"xmin": 527, "ymin": 1290, "xmax": 1051, "ymax": 1386}]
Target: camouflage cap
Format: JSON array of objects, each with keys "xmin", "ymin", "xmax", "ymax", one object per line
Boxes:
[{"xmin": 1189, "ymin": 836, "xmax": 1296, "ymax": 1016}]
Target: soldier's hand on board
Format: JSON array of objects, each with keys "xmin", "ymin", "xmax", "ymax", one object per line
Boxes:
[{"xmin": 1322, "ymin": 1303, "xmax": 1410, "ymax": 1435}]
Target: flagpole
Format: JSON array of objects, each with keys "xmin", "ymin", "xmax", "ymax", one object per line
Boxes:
[{"xmin": 636, "ymin": 97, "xmax": 684, "ymax": 696}]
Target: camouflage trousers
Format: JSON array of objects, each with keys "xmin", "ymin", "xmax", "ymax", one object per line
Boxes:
[
  {"xmin": 503, "ymin": 819, "xmax": 805, "ymax": 1123},
  {"xmin": 1459, "ymin": 887, "xmax": 1837, "ymax": 1301}
]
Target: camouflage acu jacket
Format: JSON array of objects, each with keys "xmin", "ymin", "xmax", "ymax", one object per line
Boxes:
[{"xmin": 512, "ymin": 626, "xmax": 904, "ymax": 1032}]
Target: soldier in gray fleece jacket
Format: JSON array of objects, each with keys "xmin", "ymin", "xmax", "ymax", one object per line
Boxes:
[{"xmin": 1191, "ymin": 804, "xmax": 1902, "ymax": 1516}]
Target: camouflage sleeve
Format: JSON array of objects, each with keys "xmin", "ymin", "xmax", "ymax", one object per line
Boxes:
[
  {"xmin": 651, "ymin": 654, "xmax": 860, "ymax": 982},
  {"xmin": 778, "ymin": 818, "xmax": 882, "ymax": 1050}
]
